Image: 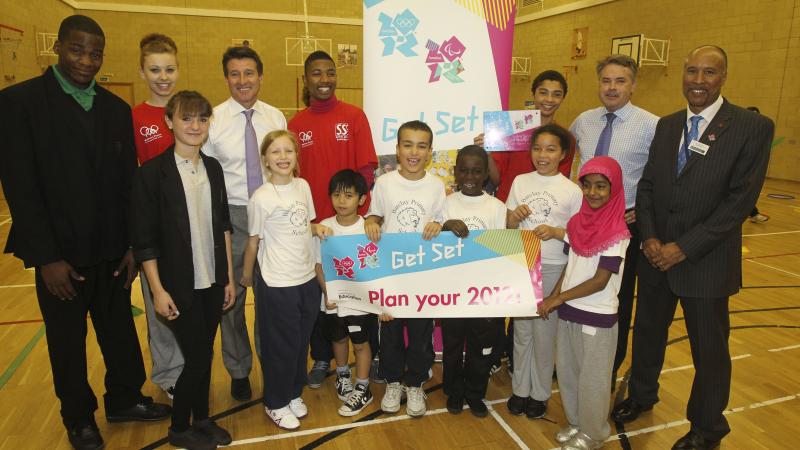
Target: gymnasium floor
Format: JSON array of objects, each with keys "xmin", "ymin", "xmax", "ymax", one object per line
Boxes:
[{"xmin": 0, "ymin": 178, "xmax": 798, "ymax": 450}]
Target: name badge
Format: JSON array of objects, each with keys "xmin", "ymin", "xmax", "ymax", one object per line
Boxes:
[{"xmin": 688, "ymin": 140, "xmax": 710, "ymax": 155}]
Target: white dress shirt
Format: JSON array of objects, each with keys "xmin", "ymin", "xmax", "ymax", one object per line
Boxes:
[
  {"xmin": 570, "ymin": 102, "xmax": 659, "ymax": 209},
  {"xmin": 678, "ymin": 95, "xmax": 724, "ymax": 153},
  {"xmin": 202, "ymin": 97, "xmax": 287, "ymax": 206}
]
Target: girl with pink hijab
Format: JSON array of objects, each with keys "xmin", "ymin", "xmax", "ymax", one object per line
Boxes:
[{"xmin": 537, "ymin": 156, "xmax": 631, "ymax": 450}]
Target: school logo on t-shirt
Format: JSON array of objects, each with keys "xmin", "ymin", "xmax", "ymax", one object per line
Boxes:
[
  {"xmin": 298, "ymin": 130, "xmax": 314, "ymax": 148},
  {"xmin": 285, "ymin": 201, "xmax": 310, "ymax": 235},
  {"xmin": 391, "ymin": 199, "xmax": 427, "ymax": 232},
  {"xmin": 139, "ymin": 124, "xmax": 163, "ymax": 144},
  {"xmin": 462, "ymin": 216, "xmax": 488, "ymax": 230},
  {"xmin": 335, "ymin": 122, "xmax": 350, "ymax": 141},
  {"xmin": 521, "ymin": 191, "xmax": 557, "ymax": 225}
]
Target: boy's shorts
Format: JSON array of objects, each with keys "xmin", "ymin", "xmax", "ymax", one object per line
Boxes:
[{"xmin": 322, "ymin": 313, "xmax": 371, "ymax": 344}]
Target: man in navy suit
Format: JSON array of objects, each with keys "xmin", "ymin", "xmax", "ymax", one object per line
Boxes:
[{"xmin": 611, "ymin": 45, "xmax": 774, "ymax": 450}]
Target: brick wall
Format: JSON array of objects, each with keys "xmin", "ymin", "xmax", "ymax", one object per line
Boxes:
[{"xmin": 2, "ymin": 0, "xmax": 798, "ymax": 180}]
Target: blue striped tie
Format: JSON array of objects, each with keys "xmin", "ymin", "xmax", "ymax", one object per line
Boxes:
[{"xmin": 677, "ymin": 115, "xmax": 702, "ymax": 175}]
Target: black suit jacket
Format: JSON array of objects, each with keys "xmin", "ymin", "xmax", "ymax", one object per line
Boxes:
[
  {"xmin": 636, "ymin": 99, "xmax": 774, "ymax": 298},
  {"xmin": 132, "ymin": 147, "xmax": 232, "ymax": 311},
  {"xmin": 0, "ymin": 67, "xmax": 137, "ymax": 268}
]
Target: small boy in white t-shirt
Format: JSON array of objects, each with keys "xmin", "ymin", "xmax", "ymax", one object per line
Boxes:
[
  {"xmin": 364, "ymin": 120, "xmax": 445, "ymax": 418},
  {"xmin": 315, "ymin": 169, "xmax": 378, "ymax": 416}
]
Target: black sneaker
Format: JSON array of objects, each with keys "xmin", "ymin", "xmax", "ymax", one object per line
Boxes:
[
  {"xmin": 165, "ymin": 386, "xmax": 175, "ymax": 400},
  {"xmin": 194, "ymin": 419, "xmax": 232, "ymax": 445},
  {"xmin": 168, "ymin": 427, "xmax": 216, "ymax": 450},
  {"xmin": 526, "ymin": 398, "xmax": 547, "ymax": 419},
  {"xmin": 466, "ymin": 398, "xmax": 488, "ymax": 418},
  {"xmin": 506, "ymin": 394, "xmax": 528, "ymax": 416},
  {"xmin": 338, "ymin": 383, "xmax": 374, "ymax": 417},
  {"xmin": 231, "ymin": 377, "xmax": 252, "ymax": 401},
  {"xmin": 67, "ymin": 424, "xmax": 104, "ymax": 450},
  {"xmin": 446, "ymin": 395, "xmax": 464, "ymax": 415},
  {"xmin": 335, "ymin": 372, "xmax": 354, "ymax": 401}
]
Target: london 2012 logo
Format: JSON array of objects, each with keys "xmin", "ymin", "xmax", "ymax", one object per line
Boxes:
[
  {"xmin": 378, "ymin": 9, "xmax": 420, "ymax": 57},
  {"xmin": 376, "ymin": 7, "xmax": 466, "ymax": 84}
]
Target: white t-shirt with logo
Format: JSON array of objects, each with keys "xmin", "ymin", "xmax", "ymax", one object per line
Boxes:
[
  {"xmin": 248, "ymin": 178, "xmax": 316, "ymax": 287},
  {"xmin": 443, "ymin": 191, "xmax": 506, "ymax": 231},
  {"xmin": 315, "ymin": 216, "xmax": 368, "ymax": 317},
  {"xmin": 506, "ymin": 172, "xmax": 582, "ymax": 265},
  {"xmin": 561, "ymin": 234, "xmax": 629, "ymax": 315},
  {"xmin": 367, "ymin": 170, "xmax": 446, "ymax": 233}
]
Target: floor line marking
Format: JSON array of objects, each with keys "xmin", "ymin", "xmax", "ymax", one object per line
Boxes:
[
  {"xmin": 0, "ymin": 218, "xmax": 11, "ymax": 226},
  {"xmin": 742, "ymin": 230, "xmax": 800, "ymax": 237},
  {"xmin": 601, "ymin": 393, "xmax": 799, "ymax": 445},
  {"xmin": 768, "ymin": 343, "xmax": 800, "ymax": 352},
  {"xmin": 0, "ymin": 325, "xmax": 45, "ymax": 390},
  {"xmin": 227, "ymin": 406, "xmax": 456, "ymax": 446},
  {"xmin": 489, "ymin": 405, "xmax": 531, "ymax": 450},
  {"xmin": 746, "ymin": 259, "xmax": 800, "ymax": 279},
  {"xmin": 0, "ymin": 284, "xmax": 36, "ymax": 289}
]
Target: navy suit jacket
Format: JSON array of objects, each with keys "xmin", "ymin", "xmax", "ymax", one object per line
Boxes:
[{"xmin": 636, "ymin": 99, "xmax": 774, "ymax": 298}]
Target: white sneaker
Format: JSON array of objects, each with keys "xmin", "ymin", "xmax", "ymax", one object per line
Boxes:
[
  {"xmin": 556, "ymin": 425, "xmax": 580, "ymax": 444},
  {"xmin": 406, "ymin": 386, "xmax": 427, "ymax": 417},
  {"xmin": 288, "ymin": 397, "xmax": 308, "ymax": 418},
  {"xmin": 562, "ymin": 431, "xmax": 603, "ymax": 450},
  {"xmin": 265, "ymin": 406, "xmax": 300, "ymax": 430},
  {"xmin": 381, "ymin": 382, "xmax": 404, "ymax": 413}
]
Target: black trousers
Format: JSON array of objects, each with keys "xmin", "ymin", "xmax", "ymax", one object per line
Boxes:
[
  {"xmin": 170, "ymin": 285, "xmax": 224, "ymax": 432},
  {"xmin": 310, "ymin": 310, "xmax": 380, "ymax": 364},
  {"xmin": 379, "ymin": 318, "xmax": 434, "ymax": 386},
  {"xmin": 35, "ymin": 259, "xmax": 146, "ymax": 429},
  {"xmin": 441, "ymin": 318, "xmax": 499, "ymax": 400},
  {"xmin": 629, "ymin": 262, "xmax": 731, "ymax": 442},
  {"xmin": 309, "ymin": 311, "xmax": 334, "ymax": 362},
  {"xmin": 613, "ymin": 218, "xmax": 640, "ymax": 378},
  {"xmin": 256, "ymin": 275, "xmax": 320, "ymax": 409}
]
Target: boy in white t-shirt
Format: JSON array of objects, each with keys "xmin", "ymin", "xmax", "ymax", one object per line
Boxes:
[
  {"xmin": 315, "ymin": 169, "xmax": 378, "ymax": 416},
  {"xmin": 440, "ymin": 145, "xmax": 507, "ymax": 419},
  {"xmin": 364, "ymin": 120, "xmax": 445, "ymax": 417}
]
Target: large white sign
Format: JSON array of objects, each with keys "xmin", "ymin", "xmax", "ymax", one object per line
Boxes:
[{"xmin": 363, "ymin": 0, "xmax": 517, "ymax": 154}]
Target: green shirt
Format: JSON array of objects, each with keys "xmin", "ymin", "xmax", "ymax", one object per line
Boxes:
[{"xmin": 52, "ymin": 64, "xmax": 96, "ymax": 111}]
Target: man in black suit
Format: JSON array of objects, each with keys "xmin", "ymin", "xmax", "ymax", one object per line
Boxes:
[
  {"xmin": 0, "ymin": 15, "xmax": 169, "ymax": 450},
  {"xmin": 611, "ymin": 46, "xmax": 774, "ymax": 450}
]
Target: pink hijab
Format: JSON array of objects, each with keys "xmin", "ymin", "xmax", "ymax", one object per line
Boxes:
[{"xmin": 566, "ymin": 156, "xmax": 631, "ymax": 257}]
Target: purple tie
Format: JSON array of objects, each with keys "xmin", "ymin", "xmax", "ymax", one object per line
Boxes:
[
  {"xmin": 243, "ymin": 109, "xmax": 262, "ymax": 197},
  {"xmin": 594, "ymin": 112, "xmax": 616, "ymax": 157}
]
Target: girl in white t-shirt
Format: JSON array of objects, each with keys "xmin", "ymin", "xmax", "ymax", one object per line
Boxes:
[
  {"xmin": 537, "ymin": 156, "xmax": 631, "ymax": 449},
  {"xmin": 240, "ymin": 130, "xmax": 332, "ymax": 431},
  {"xmin": 440, "ymin": 145, "xmax": 506, "ymax": 418},
  {"xmin": 506, "ymin": 124, "xmax": 583, "ymax": 419}
]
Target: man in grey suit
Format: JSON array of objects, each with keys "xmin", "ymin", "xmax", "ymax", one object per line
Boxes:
[{"xmin": 611, "ymin": 46, "xmax": 774, "ymax": 450}]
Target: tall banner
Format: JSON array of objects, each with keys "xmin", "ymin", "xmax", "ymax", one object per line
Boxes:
[
  {"xmin": 321, "ymin": 230, "xmax": 542, "ymax": 318},
  {"xmin": 364, "ymin": 0, "xmax": 517, "ymax": 156}
]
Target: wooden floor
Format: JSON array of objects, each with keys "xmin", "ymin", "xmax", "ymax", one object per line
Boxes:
[{"xmin": 1, "ymin": 179, "xmax": 799, "ymax": 450}]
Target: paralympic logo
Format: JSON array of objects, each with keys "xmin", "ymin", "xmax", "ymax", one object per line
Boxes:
[{"xmin": 426, "ymin": 36, "xmax": 466, "ymax": 84}]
